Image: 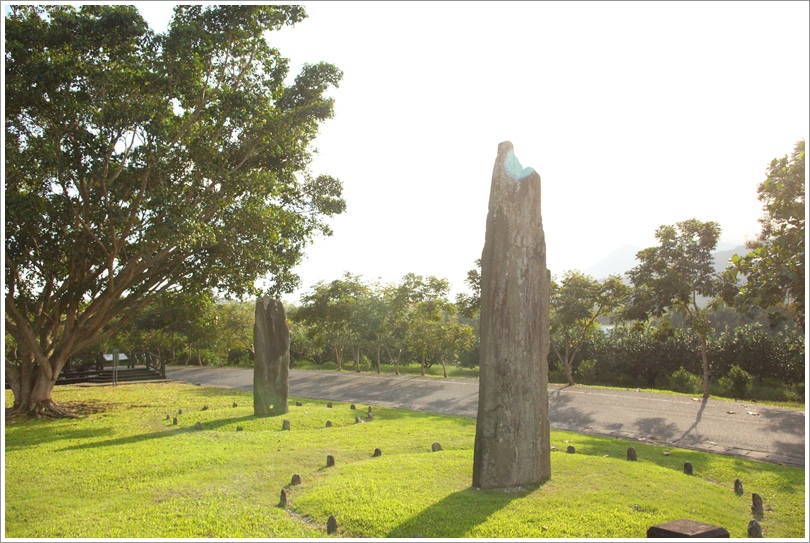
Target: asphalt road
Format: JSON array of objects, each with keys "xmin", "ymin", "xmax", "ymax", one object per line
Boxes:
[{"xmin": 165, "ymin": 366, "xmax": 805, "ymax": 468}]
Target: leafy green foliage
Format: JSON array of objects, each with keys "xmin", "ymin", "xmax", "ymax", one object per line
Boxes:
[
  {"xmin": 4, "ymin": 5, "xmax": 345, "ymax": 410},
  {"xmin": 724, "ymin": 140, "xmax": 805, "ymax": 331}
]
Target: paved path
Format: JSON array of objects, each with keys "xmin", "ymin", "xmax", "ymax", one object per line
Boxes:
[{"xmin": 165, "ymin": 366, "xmax": 805, "ymax": 468}]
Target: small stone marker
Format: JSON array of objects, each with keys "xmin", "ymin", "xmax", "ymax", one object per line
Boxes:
[
  {"xmin": 327, "ymin": 402, "xmax": 332, "ymax": 408},
  {"xmin": 165, "ymin": 414, "xmax": 170, "ymax": 420},
  {"xmin": 326, "ymin": 455, "xmax": 335, "ymax": 467},
  {"xmin": 172, "ymin": 417, "xmax": 178, "ymax": 425},
  {"xmin": 752, "ymin": 493, "xmax": 764, "ymax": 515},
  {"xmin": 291, "ymin": 474, "xmax": 302, "ymax": 485},
  {"xmin": 372, "ymin": 448, "xmax": 382, "ymax": 457},
  {"xmin": 326, "ymin": 515, "xmax": 338, "ymax": 535},
  {"xmin": 355, "ymin": 416, "xmax": 363, "ymax": 424},
  {"xmin": 202, "ymin": 405, "xmax": 208, "ymax": 411},
  {"xmin": 195, "ymin": 421, "xmax": 203, "ymax": 430},
  {"xmin": 566, "ymin": 445, "xmax": 576, "ymax": 454},
  {"xmin": 282, "ymin": 419, "xmax": 291, "ymax": 431},
  {"xmin": 431, "ymin": 442, "xmax": 443, "ymax": 452},
  {"xmin": 367, "ymin": 412, "xmax": 373, "ymax": 421},
  {"xmin": 627, "ymin": 447, "xmax": 637, "ymax": 461},
  {"xmin": 178, "ymin": 409, "xmax": 183, "ymax": 414},
  {"xmin": 233, "ymin": 402, "xmax": 238, "ymax": 408},
  {"xmin": 325, "ymin": 420, "xmax": 333, "ymax": 428},
  {"xmin": 647, "ymin": 519, "xmax": 729, "ymax": 538},
  {"xmin": 684, "ymin": 461, "xmax": 693, "ymax": 475},
  {"xmin": 734, "ymin": 478, "xmax": 743, "ymax": 495},
  {"xmin": 296, "ymin": 401, "xmax": 302, "ymax": 407},
  {"xmin": 748, "ymin": 519, "xmax": 763, "ymax": 538},
  {"xmin": 236, "ymin": 425, "xmax": 243, "ymax": 431},
  {"xmin": 350, "ymin": 404, "xmax": 356, "ymax": 410},
  {"xmin": 279, "ymin": 488, "xmax": 288, "ymax": 507},
  {"xmin": 368, "ymin": 406, "xmax": 372, "ymax": 414}
]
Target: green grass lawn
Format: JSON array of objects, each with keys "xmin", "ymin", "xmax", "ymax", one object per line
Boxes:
[{"xmin": 4, "ymin": 382, "xmax": 805, "ymax": 538}]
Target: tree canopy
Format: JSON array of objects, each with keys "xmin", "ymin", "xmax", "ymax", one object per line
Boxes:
[
  {"xmin": 4, "ymin": 4, "xmax": 345, "ymax": 415},
  {"xmin": 724, "ymin": 140, "xmax": 805, "ymax": 331}
]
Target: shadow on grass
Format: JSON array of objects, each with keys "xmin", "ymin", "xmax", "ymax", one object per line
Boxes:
[
  {"xmin": 56, "ymin": 414, "xmax": 260, "ymax": 452},
  {"xmin": 387, "ymin": 484, "xmax": 537, "ymax": 538},
  {"xmin": 4, "ymin": 426, "xmax": 114, "ymax": 451}
]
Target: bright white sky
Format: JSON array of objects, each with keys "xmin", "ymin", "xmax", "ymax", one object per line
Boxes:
[{"xmin": 18, "ymin": 1, "xmax": 810, "ymax": 303}]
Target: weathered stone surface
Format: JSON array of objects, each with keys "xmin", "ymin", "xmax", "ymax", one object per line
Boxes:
[
  {"xmin": 367, "ymin": 412, "xmax": 373, "ymax": 421},
  {"xmin": 372, "ymin": 448, "xmax": 382, "ymax": 457},
  {"xmin": 236, "ymin": 425, "xmax": 243, "ymax": 431},
  {"xmin": 326, "ymin": 455, "xmax": 335, "ymax": 467},
  {"xmin": 178, "ymin": 408, "xmax": 183, "ymax": 414},
  {"xmin": 752, "ymin": 493, "xmax": 764, "ymax": 515},
  {"xmin": 325, "ymin": 420, "xmax": 333, "ymax": 428},
  {"xmin": 327, "ymin": 402, "xmax": 332, "ymax": 408},
  {"xmin": 279, "ymin": 488, "xmax": 288, "ymax": 507},
  {"xmin": 350, "ymin": 404, "xmax": 356, "ymax": 410},
  {"xmin": 734, "ymin": 478, "xmax": 743, "ymax": 495},
  {"xmin": 684, "ymin": 461, "xmax": 693, "ymax": 475},
  {"xmin": 282, "ymin": 419, "xmax": 291, "ymax": 431},
  {"xmin": 647, "ymin": 519, "xmax": 729, "ymax": 538},
  {"xmin": 566, "ymin": 445, "xmax": 576, "ymax": 454},
  {"xmin": 253, "ymin": 297, "xmax": 290, "ymax": 417},
  {"xmin": 233, "ymin": 402, "xmax": 238, "ymax": 408},
  {"xmin": 172, "ymin": 417, "xmax": 178, "ymax": 425},
  {"xmin": 295, "ymin": 401, "xmax": 302, "ymax": 407},
  {"xmin": 201, "ymin": 405, "xmax": 208, "ymax": 411},
  {"xmin": 431, "ymin": 442, "xmax": 443, "ymax": 452},
  {"xmin": 165, "ymin": 414, "xmax": 170, "ymax": 420},
  {"xmin": 291, "ymin": 474, "xmax": 302, "ymax": 485},
  {"xmin": 627, "ymin": 447, "xmax": 637, "ymax": 461},
  {"xmin": 327, "ymin": 515, "xmax": 338, "ymax": 535},
  {"xmin": 195, "ymin": 421, "xmax": 202, "ymax": 430},
  {"xmin": 473, "ymin": 142, "xmax": 551, "ymax": 490},
  {"xmin": 748, "ymin": 519, "xmax": 763, "ymax": 538}
]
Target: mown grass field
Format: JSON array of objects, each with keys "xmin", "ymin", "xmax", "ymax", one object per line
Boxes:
[{"xmin": 4, "ymin": 382, "xmax": 806, "ymax": 538}]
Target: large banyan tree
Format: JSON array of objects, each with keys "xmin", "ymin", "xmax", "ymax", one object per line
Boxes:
[{"xmin": 4, "ymin": 5, "xmax": 346, "ymax": 416}]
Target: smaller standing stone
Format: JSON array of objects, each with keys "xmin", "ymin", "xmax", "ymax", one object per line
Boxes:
[
  {"xmin": 172, "ymin": 417, "xmax": 178, "ymax": 425},
  {"xmin": 326, "ymin": 455, "xmax": 335, "ymax": 467},
  {"xmin": 236, "ymin": 425, "xmax": 243, "ymax": 431},
  {"xmin": 325, "ymin": 420, "xmax": 333, "ymax": 428},
  {"xmin": 282, "ymin": 420, "xmax": 291, "ymax": 431},
  {"xmin": 291, "ymin": 474, "xmax": 302, "ymax": 485},
  {"xmin": 752, "ymin": 493, "xmax": 764, "ymax": 515},
  {"xmin": 372, "ymin": 448, "xmax": 382, "ymax": 457},
  {"xmin": 748, "ymin": 519, "xmax": 763, "ymax": 538},
  {"xmin": 202, "ymin": 405, "xmax": 208, "ymax": 411},
  {"xmin": 683, "ymin": 461, "xmax": 693, "ymax": 475},
  {"xmin": 178, "ymin": 409, "xmax": 183, "ymax": 414},
  {"xmin": 431, "ymin": 442, "xmax": 443, "ymax": 452},
  {"xmin": 367, "ymin": 406, "xmax": 372, "ymax": 414},
  {"xmin": 233, "ymin": 402, "xmax": 238, "ymax": 408},
  {"xmin": 195, "ymin": 421, "xmax": 203, "ymax": 430},
  {"xmin": 350, "ymin": 404, "xmax": 356, "ymax": 410},
  {"xmin": 627, "ymin": 447, "xmax": 637, "ymax": 461},
  {"xmin": 367, "ymin": 412, "xmax": 374, "ymax": 421},
  {"xmin": 355, "ymin": 416, "xmax": 363, "ymax": 424},
  {"xmin": 279, "ymin": 488, "xmax": 288, "ymax": 507},
  {"xmin": 327, "ymin": 402, "xmax": 332, "ymax": 408},
  {"xmin": 296, "ymin": 401, "xmax": 302, "ymax": 407},
  {"xmin": 326, "ymin": 515, "xmax": 338, "ymax": 535},
  {"xmin": 566, "ymin": 445, "xmax": 576, "ymax": 454},
  {"xmin": 165, "ymin": 414, "xmax": 170, "ymax": 420},
  {"xmin": 734, "ymin": 478, "xmax": 744, "ymax": 495}
]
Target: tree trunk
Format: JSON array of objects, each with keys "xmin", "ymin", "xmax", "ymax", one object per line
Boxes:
[
  {"xmin": 333, "ymin": 342, "xmax": 343, "ymax": 371},
  {"xmin": 253, "ymin": 297, "xmax": 290, "ymax": 417},
  {"xmin": 441, "ymin": 358, "xmax": 447, "ymax": 378},
  {"xmin": 8, "ymin": 354, "xmax": 76, "ymax": 418},
  {"xmin": 563, "ymin": 343, "xmax": 575, "ymax": 386},
  {"xmin": 375, "ymin": 345, "xmax": 381, "ymax": 374},
  {"xmin": 420, "ymin": 355, "xmax": 426, "ymax": 376},
  {"xmin": 700, "ymin": 333, "xmax": 711, "ymax": 399}
]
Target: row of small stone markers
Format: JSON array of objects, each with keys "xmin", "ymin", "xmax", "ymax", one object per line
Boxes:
[{"xmin": 579, "ymin": 445, "xmax": 769, "ymax": 538}]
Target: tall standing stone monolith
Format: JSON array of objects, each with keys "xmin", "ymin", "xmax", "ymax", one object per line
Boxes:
[
  {"xmin": 253, "ymin": 297, "xmax": 290, "ymax": 416},
  {"xmin": 472, "ymin": 141, "xmax": 551, "ymax": 489}
]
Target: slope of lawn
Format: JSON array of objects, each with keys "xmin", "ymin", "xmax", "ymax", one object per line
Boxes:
[{"xmin": 3, "ymin": 382, "xmax": 805, "ymax": 538}]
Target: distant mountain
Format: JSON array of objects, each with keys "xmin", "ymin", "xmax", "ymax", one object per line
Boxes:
[{"xmin": 583, "ymin": 243, "xmax": 749, "ymax": 280}]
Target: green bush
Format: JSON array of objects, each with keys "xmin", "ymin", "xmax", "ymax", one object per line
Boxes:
[
  {"xmin": 574, "ymin": 359, "xmax": 598, "ymax": 384},
  {"xmin": 667, "ymin": 366, "xmax": 702, "ymax": 394},
  {"xmin": 717, "ymin": 365, "xmax": 753, "ymax": 399}
]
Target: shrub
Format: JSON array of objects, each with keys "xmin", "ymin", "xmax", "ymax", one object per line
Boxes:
[
  {"xmin": 718, "ymin": 365, "xmax": 753, "ymax": 399},
  {"xmin": 574, "ymin": 359, "xmax": 598, "ymax": 384},
  {"xmin": 667, "ymin": 366, "xmax": 702, "ymax": 394}
]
